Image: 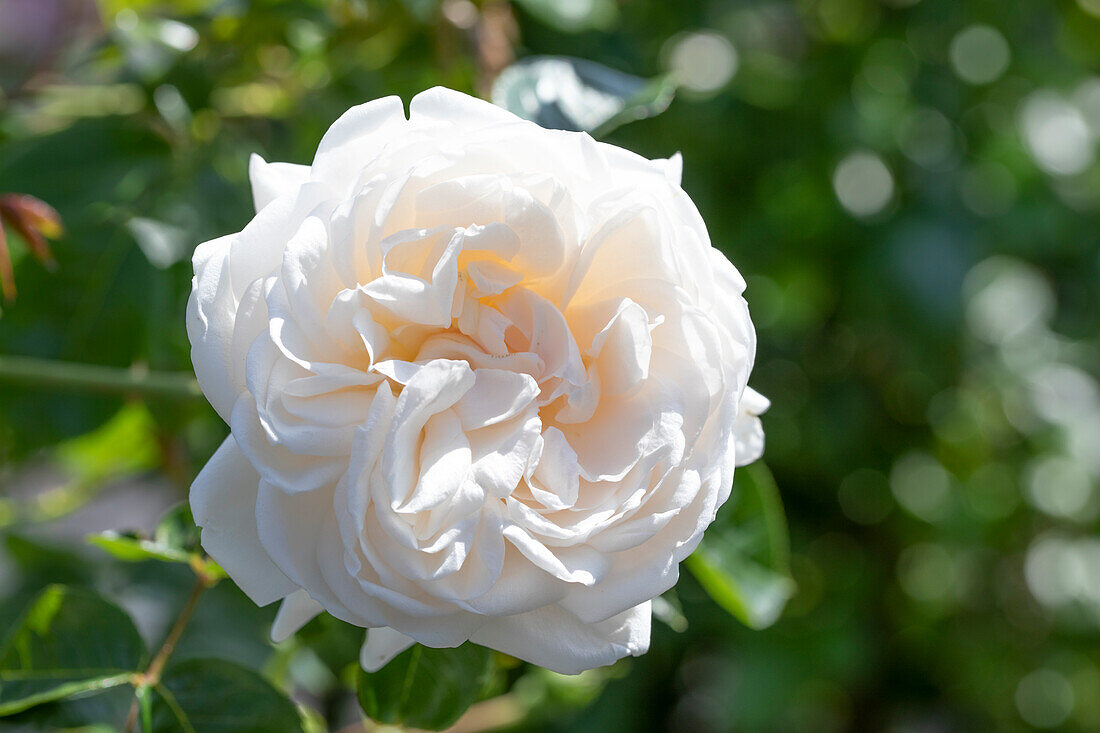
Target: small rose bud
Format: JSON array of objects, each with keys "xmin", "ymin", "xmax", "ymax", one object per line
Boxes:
[
  {"xmin": 0, "ymin": 193, "xmax": 63, "ymax": 274},
  {"xmin": 0, "ymin": 193, "xmax": 64, "ymax": 302}
]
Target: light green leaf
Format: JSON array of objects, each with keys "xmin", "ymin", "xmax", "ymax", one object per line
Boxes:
[
  {"xmin": 357, "ymin": 643, "xmax": 493, "ymax": 731},
  {"xmin": 686, "ymin": 462, "xmax": 795, "ymax": 629},
  {"xmin": 151, "ymin": 503, "xmax": 202, "ymax": 556},
  {"xmin": 88, "ymin": 502, "xmax": 202, "ymax": 566},
  {"xmin": 87, "ymin": 532, "xmax": 191, "ymax": 564},
  {"xmin": 0, "ymin": 585, "xmax": 146, "ymax": 716},
  {"xmin": 298, "ymin": 703, "xmax": 328, "ymax": 733},
  {"xmin": 684, "ymin": 548, "xmax": 794, "ymax": 630},
  {"xmin": 492, "ymin": 56, "xmax": 676, "ymax": 136},
  {"xmin": 652, "ymin": 591, "xmax": 689, "ymax": 633},
  {"xmin": 127, "ymin": 217, "xmax": 190, "ymax": 269},
  {"xmin": 149, "ymin": 658, "xmax": 304, "ymax": 733},
  {"xmin": 55, "ymin": 402, "xmax": 160, "ymax": 487}
]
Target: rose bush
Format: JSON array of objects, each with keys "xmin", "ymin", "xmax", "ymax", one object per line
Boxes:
[{"xmin": 187, "ymin": 87, "xmax": 766, "ymax": 675}]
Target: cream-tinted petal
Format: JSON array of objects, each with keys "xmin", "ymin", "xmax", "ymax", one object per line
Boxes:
[
  {"xmin": 271, "ymin": 589, "xmax": 324, "ymax": 642},
  {"xmin": 249, "ymin": 154, "xmax": 311, "ymax": 213},
  {"xmin": 469, "ymin": 602, "xmax": 651, "ymax": 675},
  {"xmin": 360, "ymin": 627, "xmax": 416, "ymax": 672},
  {"xmin": 190, "ymin": 437, "xmax": 296, "ymax": 606}
]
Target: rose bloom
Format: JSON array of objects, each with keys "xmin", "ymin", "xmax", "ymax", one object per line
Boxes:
[{"xmin": 188, "ymin": 87, "xmax": 767, "ymax": 675}]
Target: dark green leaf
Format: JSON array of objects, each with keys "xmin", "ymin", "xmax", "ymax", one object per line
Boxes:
[
  {"xmin": 492, "ymin": 56, "xmax": 675, "ymax": 136},
  {"xmin": 292, "ymin": 613, "xmax": 363, "ymax": 679},
  {"xmin": 150, "ymin": 658, "xmax": 304, "ymax": 733},
  {"xmin": 0, "ymin": 585, "xmax": 146, "ymax": 716},
  {"xmin": 357, "ymin": 643, "xmax": 493, "ymax": 731},
  {"xmin": 3, "ymin": 536, "xmax": 93, "ymax": 589},
  {"xmin": 686, "ymin": 463, "xmax": 795, "ymax": 629}
]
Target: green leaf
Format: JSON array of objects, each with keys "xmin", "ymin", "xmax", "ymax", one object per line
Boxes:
[
  {"xmin": 399, "ymin": 0, "xmax": 438, "ymax": 22},
  {"xmin": 0, "ymin": 585, "xmax": 146, "ymax": 716},
  {"xmin": 88, "ymin": 502, "xmax": 202, "ymax": 566},
  {"xmin": 684, "ymin": 548, "xmax": 794, "ymax": 630},
  {"xmin": 4, "ymin": 536, "xmax": 92, "ymax": 587},
  {"xmin": 652, "ymin": 591, "xmax": 689, "ymax": 633},
  {"xmin": 149, "ymin": 658, "xmax": 304, "ymax": 733},
  {"xmin": 298, "ymin": 703, "xmax": 328, "ymax": 733},
  {"xmin": 53, "ymin": 403, "xmax": 160, "ymax": 486},
  {"xmin": 127, "ymin": 217, "xmax": 190, "ymax": 270},
  {"xmin": 492, "ymin": 56, "xmax": 676, "ymax": 136},
  {"xmin": 686, "ymin": 463, "xmax": 795, "ymax": 629},
  {"xmin": 87, "ymin": 532, "xmax": 191, "ymax": 564},
  {"xmin": 151, "ymin": 503, "xmax": 202, "ymax": 556},
  {"xmin": 357, "ymin": 643, "xmax": 493, "ymax": 731}
]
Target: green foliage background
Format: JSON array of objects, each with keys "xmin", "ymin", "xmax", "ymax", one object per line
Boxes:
[{"xmin": 2, "ymin": 0, "xmax": 1100, "ymax": 730}]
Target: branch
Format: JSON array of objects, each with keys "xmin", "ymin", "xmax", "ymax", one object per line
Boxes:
[
  {"xmin": 124, "ymin": 575, "xmax": 209, "ymax": 733},
  {"xmin": 0, "ymin": 355, "xmax": 202, "ymax": 400}
]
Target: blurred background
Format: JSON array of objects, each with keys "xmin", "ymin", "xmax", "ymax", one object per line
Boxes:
[{"xmin": 1, "ymin": 0, "xmax": 1099, "ymax": 731}]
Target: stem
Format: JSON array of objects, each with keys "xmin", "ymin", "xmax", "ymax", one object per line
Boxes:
[
  {"xmin": 146, "ymin": 577, "xmax": 206, "ymax": 683},
  {"xmin": 0, "ymin": 354, "xmax": 202, "ymax": 400},
  {"xmin": 124, "ymin": 577, "xmax": 208, "ymax": 733}
]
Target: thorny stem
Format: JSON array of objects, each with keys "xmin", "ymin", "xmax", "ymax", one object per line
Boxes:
[{"xmin": 123, "ymin": 575, "xmax": 209, "ymax": 733}]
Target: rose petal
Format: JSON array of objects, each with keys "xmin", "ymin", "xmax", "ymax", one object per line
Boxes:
[
  {"xmin": 453, "ymin": 369, "xmax": 539, "ymax": 430},
  {"xmin": 469, "ymin": 601, "xmax": 651, "ymax": 675},
  {"xmin": 249, "ymin": 154, "xmax": 311, "ymax": 213},
  {"xmin": 312, "ymin": 95, "xmax": 407, "ymax": 189},
  {"xmin": 409, "ymin": 86, "xmax": 520, "ymax": 130},
  {"xmin": 360, "ymin": 626, "xmax": 417, "ymax": 672},
  {"xmin": 733, "ymin": 386, "xmax": 769, "ymax": 466},
  {"xmin": 271, "ymin": 588, "xmax": 324, "ymax": 642},
  {"xmin": 190, "ymin": 437, "xmax": 295, "ymax": 606}
]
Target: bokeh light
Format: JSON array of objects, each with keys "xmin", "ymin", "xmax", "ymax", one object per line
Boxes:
[
  {"xmin": 890, "ymin": 452, "xmax": 952, "ymax": 522},
  {"xmin": 1016, "ymin": 669, "xmax": 1075, "ymax": 728},
  {"xmin": 832, "ymin": 151, "xmax": 894, "ymax": 217},
  {"xmin": 667, "ymin": 31, "xmax": 738, "ymax": 94},
  {"xmin": 949, "ymin": 25, "xmax": 1010, "ymax": 85},
  {"xmin": 1020, "ymin": 92, "xmax": 1094, "ymax": 176}
]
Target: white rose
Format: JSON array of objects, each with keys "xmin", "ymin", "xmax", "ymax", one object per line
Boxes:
[{"xmin": 187, "ymin": 87, "xmax": 766, "ymax": 675}]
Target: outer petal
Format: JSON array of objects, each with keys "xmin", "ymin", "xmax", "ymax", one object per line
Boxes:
[
  {"xmin": 360, "ymin": 626, "xmax": 417, "ymax": 672},
  {"xmin": 470, "ymin": 602, "xmax": 651, "ymax": 675},
  {"xmin": 249, "ymin": 154, "xmax": 311, "ymax": 213},
  {"xmin": 188, "ymin": 183, "xmax": 332, "ymax": 423},
  {"xmin": 653, "ymin": 152, "xmax": 683, "ymax": 187},
  {"xmin": 271, "ymin": 588, "xmax": 324, "ymax": 642},
  {"xmin": 409, "ymin": 86, "xmax": 521, "ymax": 130},
  {"xmin": 190, "ymin": 436, "xmax": 296, "ymax": 606},
  {"xmin": 311, "ymin": 95, "xmax": 407, "ymax": 189},
  {"xmin": 186, "ymin": 233, "xmax": 239, "ymax": 423},
  {"xmin": 733, "ymin": 386, "xmax": 769, "ymax": 466}
]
